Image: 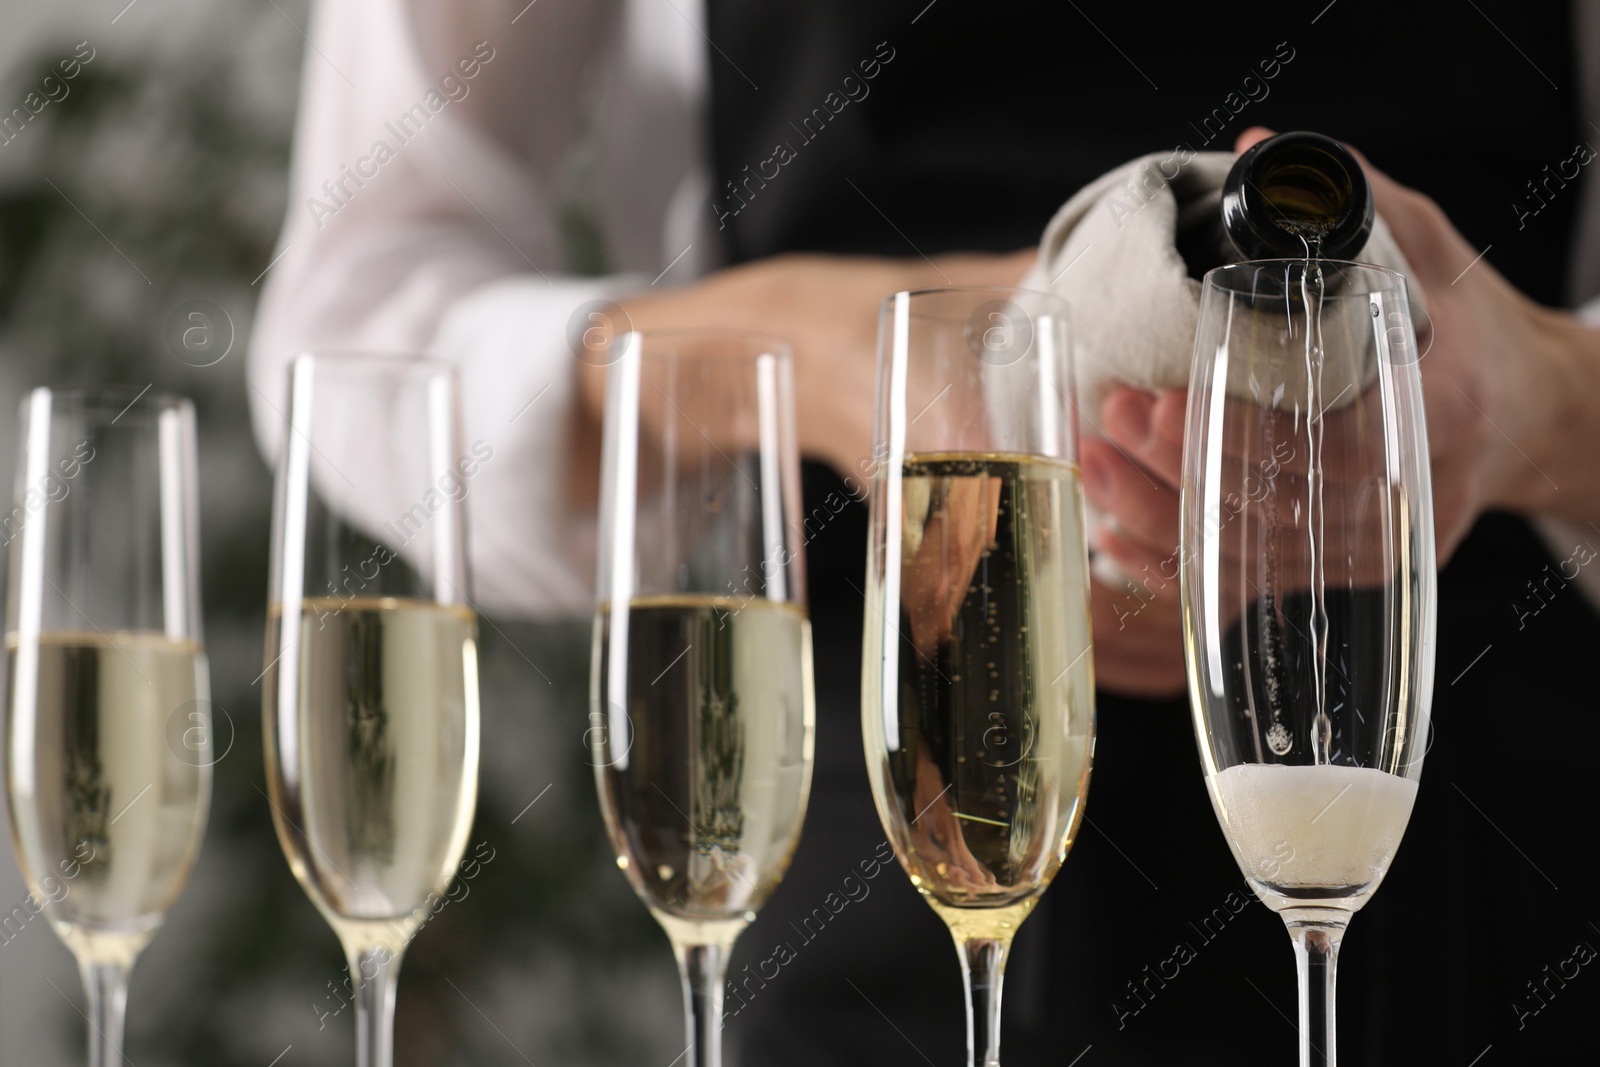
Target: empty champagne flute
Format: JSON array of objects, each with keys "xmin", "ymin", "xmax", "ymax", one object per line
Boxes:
[
  {"xmin": 1180, "ymin": 261, "xmax": 1436, "ymax": 1066},
  {"xmin": 262, "ymin": 353, "xmax": 480, "ymax": 1067},
  {"xmin": 4, "ymin": 387, "xmax": 211, "ymax": 1067},
  {"xmin": 861, "ymin": 288, "xmax": 1095, "ymax": 1067},
  {"xmin": 590, "ymin": 330, "xmax": 813, "ymax": 1067}
]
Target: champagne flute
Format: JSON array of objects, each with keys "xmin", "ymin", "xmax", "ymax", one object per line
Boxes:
[
  {"xmin": 862, "ymin": 287, "xmax": 1095, "ymax": 1067},
  {"xmin": 262, "ymin": 353, "xmax": 480, "ymax": 1067},
  {"xmin": 4, "ymin": 387, "xmax": 211, "ymax": 1067},
  {"xmin": 1180, "ymin": 261, "xmax": 1436, "ymax": 1066},
  {"xmin": 590, "ymin": 329, "xmax": 813, "ymax": 1067}
]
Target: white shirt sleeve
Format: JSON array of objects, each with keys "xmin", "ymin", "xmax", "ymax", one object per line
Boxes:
[{"xmin": 249, "ymin": 0, "xmax": 713, "ymax": 619}]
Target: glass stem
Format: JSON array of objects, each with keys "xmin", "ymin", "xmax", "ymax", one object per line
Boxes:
[
  {"xmin": 672, "ymin": 941, "xmax": 730, "ymax": 1067},
  {"xmin": 1288, "ymin": 920, "xmax": 1345, "ymax": 1067},
  {"xmin": 956, "ymin": 936, "xmax": 1011, "ymax": 1067},
  {"xmin": 80, "ymin": 959, "xmax": 131, "ymax": 1067},
  {"xmin": 348, "ymin": 943, "xmax": 405, "ymax": 1067}
]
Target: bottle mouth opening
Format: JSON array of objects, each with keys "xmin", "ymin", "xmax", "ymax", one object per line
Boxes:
[
  {"xmin": 1255, "ymin": 145, "xmax": 1358, "ymax": 238},
  {"xmin": 1225, "ymin": 131, "xmax": 1376, "ymax": 258}
]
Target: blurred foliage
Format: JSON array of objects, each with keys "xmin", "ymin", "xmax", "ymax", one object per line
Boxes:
[
  {"xmin": 0, "ymin": 6, "xmax": 672, "ymax": 1065},
  {"xmin": 0, "ymin": 46, "xmax": 283, "ymax": 380}
]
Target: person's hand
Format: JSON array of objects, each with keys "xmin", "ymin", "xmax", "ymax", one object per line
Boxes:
[
  {"xmin": 1299, "ymin": 129, "xmax": 1586, "ymax": 552},
  {"xmin": 1081, "ymin": 389, "xmax": 1191, "ymax": 698},
  {"xmin": 579, "ymin": 250, "xmax": 1035, "ymax": 480},
  {"xmin": 1082, "ymin": 124, "xmax": 1599, "ymax": 699}
]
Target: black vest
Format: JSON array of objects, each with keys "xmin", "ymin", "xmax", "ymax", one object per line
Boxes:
[{"xmin": 707, "ymin": 3, "xmax": 1593, "ymax": 1062}]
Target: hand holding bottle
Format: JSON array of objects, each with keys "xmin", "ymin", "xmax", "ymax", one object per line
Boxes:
[{"xmin": 1084, "ymin": 125, "xmax": 1600, "ymax": 698}]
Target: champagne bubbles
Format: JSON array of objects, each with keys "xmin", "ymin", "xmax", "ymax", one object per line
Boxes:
[{"xmin": 1266, "ymin": 721, "xmax": 1292, "ymax": 756}]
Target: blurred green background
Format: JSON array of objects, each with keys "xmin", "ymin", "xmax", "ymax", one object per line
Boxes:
[{"xmin": 0, "ymin": 3, "xmax": 676, "ymax": 1064}]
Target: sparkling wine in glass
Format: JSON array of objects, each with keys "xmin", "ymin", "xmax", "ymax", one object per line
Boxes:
[
  {"xmin": 262, "ymin": 353, "xmax": 480, "ymax": 1067},
  {"xmin": 1181, "ymin": 261, "xmax": 1436, "ymax": 1066},
  {"xmin": 862, "ymin": 288, "xmax": 1095, "ymax": 1067},
  {"xmin": 590, "ymin": 330, "xmax": 813, "ymax": 1067},
  {"xmin": 4, "ymin": 387, "xmax": 211, "ymax": 1067}
]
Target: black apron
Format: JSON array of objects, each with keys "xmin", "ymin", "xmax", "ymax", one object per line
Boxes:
[{"xmin": 705, "ymin": 2, "xmax": 1593, "ymax": 1062}]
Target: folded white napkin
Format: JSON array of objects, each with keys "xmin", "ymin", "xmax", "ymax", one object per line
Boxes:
[
  {"xmin": 1015, "ymin": 150, "xmax": 1428, "ymax": 584},
  {"xmin": 1018, "ymin": 150, "xmax": 1428, "ymax": 419}
]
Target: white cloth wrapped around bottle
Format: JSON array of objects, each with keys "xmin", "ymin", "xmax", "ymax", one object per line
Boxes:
[
  {"xmin": 1017, "ymin": 150, "xmax": 1429, "ymax": 420},
  {"xmin": 1011, "ymin": 149, "xmax": 1429, "ymax": 583}
]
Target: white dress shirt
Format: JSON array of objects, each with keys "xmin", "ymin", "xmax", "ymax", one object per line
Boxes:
[
  {"xmin": 250, "ymin": 0, "xmax": 713, "ymax": 617},
  {"xmin": 251, "ymin": 0, "xmax": 1600, "ymax": 619}
]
